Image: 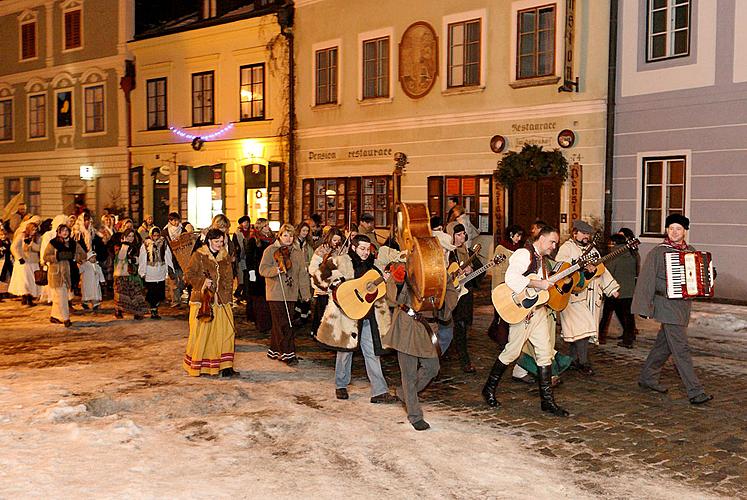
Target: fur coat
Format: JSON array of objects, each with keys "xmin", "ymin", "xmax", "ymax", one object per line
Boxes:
[{"xmin": 315, "ymin": 253, "xmax": 392, "ymax": 354}]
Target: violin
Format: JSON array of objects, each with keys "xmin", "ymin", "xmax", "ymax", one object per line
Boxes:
[
  {"xmin": 274, "ymin": 245, "xmax": 293, "ymax": 274},
  {"xmin": 197, "ymin": 271, "xmax": 215, "ymax": 322}
]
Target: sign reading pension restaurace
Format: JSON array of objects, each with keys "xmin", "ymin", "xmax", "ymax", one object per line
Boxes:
[
  {"xmin": 569, "ymin": 162, "xmax": 582, "ymax": 225},
  {"xmin": 307, "ymin": 148, "xmax": 394, "ymax": 162}
]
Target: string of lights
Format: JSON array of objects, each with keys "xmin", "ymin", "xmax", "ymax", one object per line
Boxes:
[{"xmin": 169, "ymin": 122, "xmax": 234, "ymax": 141}]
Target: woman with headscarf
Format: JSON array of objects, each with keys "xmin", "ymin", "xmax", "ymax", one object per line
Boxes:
[
  {"xmin": 98, "ymin": 213, "xmax": 116, "ymax": 292},
  {"xmin": 308, "ymin": 226, "xmax": 344, "ymax": 335},
  {"xmin": 113, "ymin": 228, "xmax": 148, "ymax": 320},
  {"xmin": 39, "ymin": 215, "xmax": 69, "ymax": 305},
  {"xmin": 183, "ymin": 228, "xmax": 239, "ymax": 378},
  {"xmin": 293, "ymin": 222, "xmax": 314, "ymax": 324},
  {"xmin": 8, "ymin": 216, "xmax": 42, "ymax": 306},
  {"xmin": 44, "ymin": 224, "xmax": 86, "ymax": 327},
  {"xmin": 244, "ymin": 218, "xmax": 274, "ymax": 332},
  {"xmin": 73, "ymin": 212, "xmax": 105, "ymax": 310},
  {"xmin": 138, "ymin": 226, "xmax": 174, "ymax": 319},
  {"xmin": 0, "ymin": 225, "xmax": 12, "ymax": 300}
]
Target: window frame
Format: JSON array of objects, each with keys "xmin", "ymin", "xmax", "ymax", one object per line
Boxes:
[
  {"xmin": 357, "ymin": 28, "xmax": 394, "ymax": 102},
  {"xmin": 303, "ymin": 175, "xmax": 392, "ymax": 229},
  {"xmin": 428, "ymin": 174, "xmax": 493, "ymax": 235},
  {"xmin": 61, "ymin": 3, "xmax": 83, "ymax": 53},
  {"xmin": 239, "ymin": 63, "xmax": 265, "ymax": 121},
  {"xmin": 362, "ymin": 36, "xmax": 390, "ymax": 100},
  {"xmin": 5, "ymin": 178, "xmax": 21, "ymax": 206},
  {"xmin": 315, "ymin": 46, "xmax": 339, "ymax": 106},
  {"xmin": 19, "ymin": 18, "xmax": 38, "ymax": 62},
  {"xmin": 447, "ymin": 18, "xmax": 482, "ymax": 89},
  {"xmin": 191, "ymin": 70, "xmax": 215, "ymax": 126},
  {"xmin": 83, "ymin": 83, "xmax": 105, "ymax": 135},
  {"xmin": 28, "ymin": 92, "xmax": 47, "ymax": 140},
  {"xmin": 640, "ymin": 155, "xmax": 688, "ymax": 237},
  {"xmin": 25, "ymin": 177, "xmax": 41, "ymax": 216},
  {"xmin": 0, "ymin": 99, "xmax": 13, "ymax": 142},
  {"xmin": 146, "ymin": 77, "xmax": 168, "ymax": 130},
  {"xmin": 516, "ymin": 4, "xmax": 557, "ymax": 80},
  {"xmin": 646, "ymin": 0, "xmax": 691, "ymax": 62}
]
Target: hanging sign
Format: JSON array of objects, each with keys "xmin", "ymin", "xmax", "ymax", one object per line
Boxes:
[{"xmin": 569, "ymin": 162, "xmax": 582, "ymax": 226}]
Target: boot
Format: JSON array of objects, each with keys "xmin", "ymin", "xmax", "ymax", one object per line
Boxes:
[
  {"xmin": 21, "ymin": 295, "xmax": 27, "ymax": 305},
  {"xmin": 481, "ymin": 359, "xmax": 508, "ymax": 408},
  {"xmin": 538, "ymin": 365, "xmax": 569, "ymax": 417}
]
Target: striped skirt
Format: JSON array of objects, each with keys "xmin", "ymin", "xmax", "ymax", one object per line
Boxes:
[{"xmin": 183, "ymin": 303, "xmax": 235, "ymax": 376}]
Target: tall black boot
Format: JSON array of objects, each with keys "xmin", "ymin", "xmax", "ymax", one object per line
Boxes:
[
  {"xmin": 481, "ymin": 359, "xmax": 508, "ymax": 408},
  {"xmin": 538, "ymin": 365, "xmax": 569, "ymax": 417}
]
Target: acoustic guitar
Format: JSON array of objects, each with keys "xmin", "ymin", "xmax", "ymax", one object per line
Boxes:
[
  {"xmin": 454, "ymin": 253, "xmax": 507, "ymax": 299},
  {"xmin": 446, "ymin": 244, "xmax": 482, "ymax": 288},
  {"xmin": 332, "ymin": 269, "xmax": 388, "ymax": 320},
  {"xmin": 547, "ymin": 237, "xmax": 640, "ymax": 310}
]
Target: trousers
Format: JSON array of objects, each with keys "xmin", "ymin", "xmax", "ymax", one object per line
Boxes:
[
  {"xmin": 268, "ymin": 300, "xmax": 296, "ymax": 361},
  {"xmin": 640, "ymin": 323, "xmax": 705, "ymax": 398},
  {"xmin": 335, "ymin": 320, "xmax": 388, "ymax": 397},
  {"xmin": 396, "ymin": 351, "xmax": 439, "ymax": 424},
  {"xmin": 499, "ymin": 307, "xmax": 553, "ymax": 367}
]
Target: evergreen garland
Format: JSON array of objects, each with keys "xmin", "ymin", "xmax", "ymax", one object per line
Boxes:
[{"xmin": 495, "ymin": 144, "xmax": 569, "ymax": 186}]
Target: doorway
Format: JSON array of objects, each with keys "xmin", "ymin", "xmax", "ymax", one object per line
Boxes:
[
  {"xmin": 153, "ymin": 170, "xmax": 170, "ymax": 229},
  {"xmin": 509, "ymin": 176, "xmax": 561, "ymax": 233},
  {"xmin": 244, "ymin": 164, "xmax": 267, "ymax": 223}
]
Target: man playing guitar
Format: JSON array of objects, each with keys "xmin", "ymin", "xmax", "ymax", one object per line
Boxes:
[{"xmin": 482, "ymin": 226, "xmax": 569, "ymax": 416}]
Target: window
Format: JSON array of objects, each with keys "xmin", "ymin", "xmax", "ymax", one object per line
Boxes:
[
  {"xmin": 84, "ymin": 85, "xmax": 104, "ymax": 133},
  {"xmin": 647, "ymin": 0, "xmax": 690, "ymax": 61},
  {"xmin": 517, "ymin": 5, "xmax": 556, "ymax": 79},
  {"xmin": 146, "ymin": 78, "xmax": 167, "ymax": 130},
  {"xmin": 240, "ymin": 64, "xmax": 265, "ymax": 120},
  {"xmin": 25, "ymin": 177, "xmax": 41, "ymax": 216},
  {"xmin": 28, "ymin": 94, "xmax": 46, "ymax": 138},
  {"xmin": 0, "ymin": 100, "xmax": 12, "ymax": 141},
  {"xmin": 362, "ymin": 37, "xmax": 389, "ymax": 99},
  {"xmin": 642, "ymin": 156, "xmax": 686, "ymax": 235},
  {"xmin": 302, "ymin": 176, "xmax": 392, "ymax": 228},
  {"xmin": 63, "ymin": 9, "xmax": 82, "ymax": 50},
  {"xmin": 192, "ymin": 71, "xmax": 214, "ymax": 126},
  {"xmin": 5, "ymin": 178, "xmax": 21, "ymax": 205},
  {"xmin": 21, "ymin": 21, "xmax": 37, "ymax": 60},
  {"xmin": 315, "ymin": 47, "xmax": 338, "ymax": 105},
  {"xmin": 428, "ymin": 175, "xmax": 492, "ymax": 234},
  {"xmin": 447, "ymin": 19, "xmax": 481, "ymax": 88}
]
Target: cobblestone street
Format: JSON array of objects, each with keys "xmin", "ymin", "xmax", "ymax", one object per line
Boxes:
[{"xmin": 237, "ymin": 297, "xmax": 747, "ymax": 498}]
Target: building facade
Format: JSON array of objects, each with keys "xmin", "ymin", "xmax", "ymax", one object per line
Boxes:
[
  {"xmin": 294, "ymin": 0, "xmax": 611, "ymax": 249},
  {"xmin": 611, "ymin": 0, "xmax": 747, "ymax": 301},
  {"xmin": 127, "ymin": 0, "xmax": 290, "ymax": 230},
  {"xmin": 0, "ymin": 0, "xmax": 133, "ymax": 219}
]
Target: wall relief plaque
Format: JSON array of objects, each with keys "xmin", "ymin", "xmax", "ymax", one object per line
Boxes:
[{"xmin": 398, "ymin": 22, "xmax": 438, "ymax": 99}]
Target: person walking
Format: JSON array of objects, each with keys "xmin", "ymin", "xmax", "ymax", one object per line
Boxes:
[
  {"xmin": 139, "ymin": 227, "xmax": 174, "ymax": 319},
  {"xmin": 44, "ymin": 224, "xmax": 86, "ymax": 327},
  {"xmin": 8, "ymin": 216, "xmax": 42, "ymax": 306},
  {"xmin": 113, "ymin": 229, "xmax": 148, "ymax": 320}
]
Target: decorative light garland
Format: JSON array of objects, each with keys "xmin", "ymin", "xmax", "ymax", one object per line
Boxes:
[{"xmin": 169, "ymin": 122, "xmax": 234, "ymax": 141}]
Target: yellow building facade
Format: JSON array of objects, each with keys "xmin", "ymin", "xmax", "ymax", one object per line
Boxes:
[
  {"xmin": 294, "ymin": 0, "xmax": 610, "ymax": 246},
  {"xmin": 128, "ymin": 7, "xmax": 289, "ymax": 229}
]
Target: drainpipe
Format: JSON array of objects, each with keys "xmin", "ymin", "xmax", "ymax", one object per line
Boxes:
[
  {"xmin": 278, "ymin": 1, "xmax": 295, "ymax": 223},
  {"xmin": 120, "ymin": 60, "xmax": 135, "ymax": 216},
  {"xmin": 603, "ymin": 0, "xmax": 618, "ymax": 241}
]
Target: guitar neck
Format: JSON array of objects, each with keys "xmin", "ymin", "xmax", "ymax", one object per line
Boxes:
[
  {"xmin": 594, "ymin": 244, "xmax": 630, "ymax": 265},
  {"xmin": 459, "ymin": 257, "xmax": 504, "ymax": 285},
  {"xmin": 548, "ymin": 261, "xmax": 582, "ymax": 284}
]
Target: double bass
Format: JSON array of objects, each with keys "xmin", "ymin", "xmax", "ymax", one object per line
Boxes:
[{"xmin": 391, "ymin": 156, "xmax": 446, "ymax": 312}]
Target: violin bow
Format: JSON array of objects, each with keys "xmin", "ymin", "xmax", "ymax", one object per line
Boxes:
[{"xmin": 276, "ymin": 255, "xmax": 294, "ymax": 328}]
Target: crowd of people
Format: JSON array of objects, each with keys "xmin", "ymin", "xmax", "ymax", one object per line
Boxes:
[{"xmin": 0, "ymin": 200, "xmax": 713, "ymax": 431}]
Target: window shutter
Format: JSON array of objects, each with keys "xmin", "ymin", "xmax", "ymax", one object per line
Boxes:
[
  {"xmin": 65, "ymin": 10, "xmax": 81, "ymax": 49},
  {"xmin": 22, "ymin": 22, "xmax": 36, "ymax": 59},
  {"xmin": 267, "ymin": 161, "xmax": 284, "ymax": 225}
]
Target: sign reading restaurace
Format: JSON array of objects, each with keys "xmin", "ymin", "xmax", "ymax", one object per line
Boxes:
[{"xmin": 307, "ymin": 147, "xmax": 394, "ymax": 162}]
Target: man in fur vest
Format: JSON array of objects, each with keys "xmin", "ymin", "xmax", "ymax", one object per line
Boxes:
[
  {"xmin": 556, "ymin": 220, "xmax": 620, "ymax": 376},
  {"xmin": 315, "ymin": 235, "xmax": 398, "ymax": 404}
]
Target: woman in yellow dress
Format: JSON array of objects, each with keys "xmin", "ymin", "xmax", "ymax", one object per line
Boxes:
[{"xmin": 183, "ymin": 228, "xmax": 239, "ymax": 377}]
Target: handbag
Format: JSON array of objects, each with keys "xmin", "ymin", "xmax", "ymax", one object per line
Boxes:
[{"xmin": 34, "ymin": 267, "xmax": 48, "ymax": 286}]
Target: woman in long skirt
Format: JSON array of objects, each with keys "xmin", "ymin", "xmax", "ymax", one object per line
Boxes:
[
  {"xmin": 44, "ymin": 224, "xmax": 86, "ymax": 327},
  {"xmin": 113, "ymin": 229, "xmax": 148, "ymax": 320},
  {"xmin": 0, "ymin": 225, "xmax": 12, "ymax": 300},
  {"xmin": 8, "ymin": 216, "xmax": 41, "ymax": 306},
  {"xmin": 183, "ymin": 228, "xmax": 238, "ymax": 378}
]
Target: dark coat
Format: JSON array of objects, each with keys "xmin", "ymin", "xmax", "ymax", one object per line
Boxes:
[
  {"xmin": 0, "ymin": 238, "xmax": 12, "ymax": 282},
  {"xmin": 631, "ymin": 243, "xmax": 695, "ymax": 326},
  {"xmin": 448, "ymin": 247, "xmax": 482, "ymax": 324},
  {"xmin": 245, "ymin": 237, "xmax": 272, "ymax": 297},
  {"xmin": 606, "ymin": 245, "xmax": 638, "ymax": 299}
]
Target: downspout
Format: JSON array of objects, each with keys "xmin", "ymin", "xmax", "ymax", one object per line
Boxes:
[
  {"xmin": 120, "ymin": 60, "xmax": 135, "ymax": 216},
  {"xmin": 603, "ymin": 0, "xmax": 619, "ymax": 240},
  {"xmin": 278, "ymin": 1, "xmax": 295, "ymax": 223}
]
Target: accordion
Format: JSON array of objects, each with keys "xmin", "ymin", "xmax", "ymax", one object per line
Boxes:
[{"xmin": 665, "ymin": 251, "xmax": 715, "ymax": 299}]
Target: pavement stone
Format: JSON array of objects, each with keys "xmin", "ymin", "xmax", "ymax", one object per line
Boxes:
[{"xmin": 233, "ymin": 293, "xmax": 747, "ymax": 498}]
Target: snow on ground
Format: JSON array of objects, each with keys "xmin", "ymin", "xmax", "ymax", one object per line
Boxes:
[{"xmin": 0, "ymin": 301, "xmax": 727, "ymax": 499}]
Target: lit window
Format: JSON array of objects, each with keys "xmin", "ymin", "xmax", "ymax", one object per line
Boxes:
[{"xmin": 240, "ymin": 64, "xmax": 265, "ymax": 120}]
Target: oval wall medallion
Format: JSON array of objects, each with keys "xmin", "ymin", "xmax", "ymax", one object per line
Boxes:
[{"xmin": 398, "ymin": 21, "xmax": 438, "ymax": 99}]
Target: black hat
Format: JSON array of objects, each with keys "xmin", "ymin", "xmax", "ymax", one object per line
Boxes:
[
  {"xmin": 238, "ymin": 215, "xmax": 251, "ymax": 224},
  {"xmin": 360, "ymin": 213, "xmax": 374, "ymax": 223},
  {"xmin": 452, "ymin": 223, "xmax": 466, "ymax": 235},
  {"xmin": 665, "ymin": 214, "xmax": 690, "ymax": 230},
  {"xmin": 430, "ymin": 215, "xmax": 443, "ymax": 230}
]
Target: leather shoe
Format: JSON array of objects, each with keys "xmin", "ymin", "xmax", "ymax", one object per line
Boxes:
[
  {"xmin": 638, "ymin": 381, "xmax": 668, "ymax": 394},
  {"xmin": 462, "ymin": 363, "xmax": 477, "ymax": 373},
  {"xmin": 50, "ymin": 317, "xmax": 63, "ymax": 324},
  {"xmin": 689, "ymin": 393, "xmax": 713, "ymax": 405},
  {"xmin": 370, "ymin": 392, "xmax": 399, "ymax": 404},
  {"xmin": 617, "ymin": 341, "xmax": 633, "ymax": 349},
  {"xmin": 411, "ymin": 420, "xmax": 430, "ymax": 431},
  {"xmin": 335, "ymin": 388, "xmax": 349, "ymax": 400},
  {"xmin": 578, "ymin": 364, "xmax": 595, "ymax": 376},
  {"xmin": 512, "ymin": 374, "xmax": 534, "ymax": 384},
  {"xmin": 220, "ymin": 367, "xmax": 240, "ymax": 378},
  {"xmin": 63, "ymin": 320, "xmax": 72, "ymax": 328}
]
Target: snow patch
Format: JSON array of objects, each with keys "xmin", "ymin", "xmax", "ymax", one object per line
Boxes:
[
  {"xmin": 41, "ymin": 400, "xmax": 88, "ymax": 422},
  {"xmin": 691, "ymin": 312, "xmax": 747, "ymax": 332}
]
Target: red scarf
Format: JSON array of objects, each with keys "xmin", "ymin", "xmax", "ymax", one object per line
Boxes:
[{"xmin": 663, "ymin": 237, "xmax": 688, "ymax": 251}]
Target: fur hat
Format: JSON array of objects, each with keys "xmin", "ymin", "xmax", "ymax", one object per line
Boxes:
[{"xmin": 665, "ymin": 214, "xmax": 689, "ymax": 230}]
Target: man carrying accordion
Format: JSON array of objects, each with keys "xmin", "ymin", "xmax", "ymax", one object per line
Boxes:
[{"xmin": 631, "ymin": 214, "xmax": 714, "ymax": 405}]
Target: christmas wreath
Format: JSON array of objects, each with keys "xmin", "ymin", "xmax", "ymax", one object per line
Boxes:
[{"xmin": 495, "ymin": 144, "xmax": 569, "ymax": 187}]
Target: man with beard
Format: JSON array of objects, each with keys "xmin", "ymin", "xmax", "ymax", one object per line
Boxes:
[
  {"xmin": 632, "ymin": 215, "xmax": 712, "ymax": 404},
  {"xmin": 315, "ymin": 235, "xmax": 398, "ymax": 404},
  {"xmin": 556, "ymin": 220, "xmax": 619, "ymax": 375}
]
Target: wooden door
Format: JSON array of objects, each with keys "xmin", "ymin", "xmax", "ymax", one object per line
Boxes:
[{"xmin": 509, "ymin": 176, "xmax": 561, "ymax": 232}]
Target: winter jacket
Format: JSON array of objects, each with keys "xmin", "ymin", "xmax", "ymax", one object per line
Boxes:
[
  {"xmin": 245, "ymin": 237, "xmax": 272, "ymax": 297},
  {"xmin": 11, "ymin": 233, "xmax": 40, "ymax": 265},
  {"xmin": 43, "ymin": 238, "xmax": 86, "ymax": 289},
  {"xmin": 185, "ymin": 245, "xmax": 233, "ymax": 305},
  {"xmin": 259, "ymin": 240, "xmax": 311, "ymax": 303}
]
